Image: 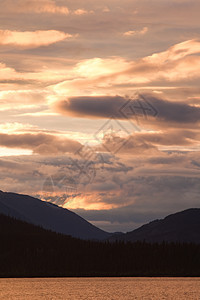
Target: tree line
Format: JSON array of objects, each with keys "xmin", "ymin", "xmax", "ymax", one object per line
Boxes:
[{"xmin": 0, "ymin": 214, "xmax": 200, "ymax": 277}]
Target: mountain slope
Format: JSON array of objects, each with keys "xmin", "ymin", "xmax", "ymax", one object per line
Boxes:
[
  {"xmin": 2, "ymin": 213, "xmax": 200, "ymax": 277},
  {"xmin": 111, "ymin": 208, "xmax": 200, "ymax": 243},
  {"xmin": 0, "ymin": 190, "xmax": 110, "ymax": 240}
]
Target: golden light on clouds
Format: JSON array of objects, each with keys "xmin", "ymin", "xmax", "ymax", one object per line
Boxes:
[
  {"xmin": 0, "ymin": 29, "xmax": 73, "ymax": 48},
  {"xmin": 73, "ymin": 9, "xmax": 93, "ymax": 15},
  {"xmin": 3, "ymin": 0, "xmax": 70, "ymax": 15},
  {"xmin": 144, "ymin": 39, "xmax": 200, "ymax": 64},
  {"xmin": 123, "ymin": 27, "xmax": 148, "ymax": 37},
  {"xmin": 3, "ymin": 0, "xmax": 94, "ymax": 16},
  {"xmin": 0, "ymin": 147, "xmax": 32, "ymax": 157},
  {"xmin": 64, "ymin": 194, "xmax": 118, "ymax": 210},
  {"xmin": 1, "ymin": 0, "xmax": 200, "ymax": 231},
  {"xmin": 74, "ymin": 57, "xmax": 130, "ymax": 78}
]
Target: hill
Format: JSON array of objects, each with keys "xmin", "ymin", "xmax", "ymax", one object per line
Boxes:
[
  {"xmin": 1, "ymin": 214, "xmax": 200, "ymax": 277},
  {"xmin": 0, "ymin": 190, "xmax": 109, "ymax": 240},
  {"xmin": 110, "ymin": 208, "xmax": 200, "ymax": 243}
]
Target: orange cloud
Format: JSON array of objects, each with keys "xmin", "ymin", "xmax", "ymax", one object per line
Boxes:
[
  {"xmin": 0, "ymin": 62, "xmax": 18, "ymax": 80},
  {"xmin": 73, "ymin": 9, "xmax": 94, "ymax": 15},
  {"xmin": 0, "ymin": 90, "xmax": 51, "ymax": 112},
  {"xmin": 145, "ymin": 39, "xmax": 200, "ymax": 64},
  {"xmin": 3, "ymin": 0, "xmax": 93, "ymax": 16},
  {"xmin": 49, "ymin": 40, "xmax": 200, "ymax": 97},
  {"xmin": 3, "ymin": 0, "xmax": 70, "ymax": 15},
  {"xmin": 0, "ymin": 29, "xmax": 72, "ymax": 48},
  {"xmin": 123, "ymin": 27, "xmax": 148, "ymax": 37},
  {"xmin": 65, "ymin": 194, "xmax": 117, "ymax": 210}
]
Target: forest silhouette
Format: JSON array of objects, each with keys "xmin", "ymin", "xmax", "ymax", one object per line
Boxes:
[{"xmin": 1, "ymin": 214, "xmax": 200, "ymax": 277}]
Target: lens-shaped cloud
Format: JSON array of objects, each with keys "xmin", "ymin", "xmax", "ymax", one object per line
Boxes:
[{"xmin": 0, "ymin": 29, "xmax": 73, "ymax": 49}]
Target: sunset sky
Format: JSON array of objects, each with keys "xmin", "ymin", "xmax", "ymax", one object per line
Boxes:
[{"xmin": 1, "ymin": 0, "xmax": 200, "ymax": 232}]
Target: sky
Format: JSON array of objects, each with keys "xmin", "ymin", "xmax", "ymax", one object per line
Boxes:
[{"xmin": 0, "ymin": 0, "xmax": 200, "ymax": 232}]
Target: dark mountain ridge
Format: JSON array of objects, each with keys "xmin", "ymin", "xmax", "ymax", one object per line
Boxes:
[
  {"xmin": 0, "ymin": 190, "xmax": 110, "ymax": 240},
  {"xmin": 110, "ymin": 208, "xmax": 200, "ymax": 243},
  {"xmin": 1, "ymin": 189, "xmax": 200, "ymax": 244},
  {"xmin": 1, "ymin": 213, "xmax": 200, "ymax": 277}
]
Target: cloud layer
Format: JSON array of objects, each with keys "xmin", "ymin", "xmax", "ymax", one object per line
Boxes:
[
  {"xmin": 0, "ymin": 30, "xmax": 72, "ymax": 48},
  {"xmin": 2, "ymin": 0, "xmax": 70, "ymax": 15},
  {"xmin": 0, "ymin": 0, "xmax": 200, "ymax": 232},
  {"xmin": 55, "ymin": 94, "xmax": 200, "ymax": 126},
  {"xmin": 0, "ymin": 132, "xmax": 82, "ymax": 155}
]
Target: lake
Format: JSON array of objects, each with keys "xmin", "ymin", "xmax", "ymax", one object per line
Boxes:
[{"xmin": 0, "ymin": 278, "xmax": 200, "ymax": 299}]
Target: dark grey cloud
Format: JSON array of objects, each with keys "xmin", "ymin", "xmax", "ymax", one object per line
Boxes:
[
  {"xmin": 55, "ymin": 96, "xmax": 126, "ymax": 119},
  {"xmin": 147, "ymin": 95, "xmax": 200, "ymax": 123},
  {"xmin": 55, "ymin": 94, "xmax": 200, "ymax": 125}
]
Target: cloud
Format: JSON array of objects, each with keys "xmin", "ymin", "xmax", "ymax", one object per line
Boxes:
[
  {"xmin": 1, "ymin": 39, "xmax": 199, "ymax": 106},
  {"xmin": 0, "ymin": 62, "xmax": 18, "ymax": 81},
  {"xmin": 73, "ymin": 9, "xmax": 94, "ymax": 15},
  {"xmin": 124, "ymin": 40, "xmax": 200, "ymax": 83},
  {"xmin": 2, "ymin": 0, "xmax": 94, "ymax": 16},
  {"xmin": 0, "ymin": 0, "xmax": 200, "ymax": 233},
  {"xmin": 54, "ymin": 96, "xmax": 126, "ymax": 119},
  {"xmin": 98, "ymin": 132, "xmax": 158, "ymax": 155},
  {"xmin": 2, "ymin": 0, "xmax": 70, "ymax": 15},
  {"xmin": 140, "ymin": 129, "xmax": 200, "ymax": 147},
  {"xmin": 0, "ymin": 90, "xmax": 48, "ymax": 111},
  {"xmin": 51, "ymin": 150, "xmax": 200, "ymax": 230},
  {"xmin": 141, "ymin": 95, "xmax": 200, "ymax": 124},
  {"xmin": 0, "ymin": 149, "xmax": 200, "ymax": 231},
  {"xmin": 0, "ymin": 30, "xmax": 72, "ymax": 49},
  {"xmin": 74, "ymin": 57, "xmax": 129, "ymax": 79},
  {"xmin": 0, "ymin": 133, "xmax": 82, "ymax": 155},
  {"xmin": 54, "ymin": 94, "xmax": 200, "ymax": 125},
  {"xmin": 144, "ymin": 39, "xmax": 200, "ymax": 64},
  {"xmin": 97, "ymin": 128, "xmax": 200, "ymax": 154},
  {"xmin": 50, "ymin": 40, "xmax": 200, "ymax": 98},
  {"xmin": 115, "ymin": 40, "xmax": 200, "ymax": 85},
  {"xmin": 0, "ymin": 60, "xmax": 77, "ymax": 88},
  {"xmin": 123, "ymin": 27, "xmax": 148, "ymax": 37}
]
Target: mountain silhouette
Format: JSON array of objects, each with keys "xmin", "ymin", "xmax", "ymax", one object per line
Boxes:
[
  {"xmin": 1, "ymin": 189, "xmax": 200, "ymax": 243},
  {"xmin": 0, "ymin": 190, "xmax": 110, "ymax": 240},
  {"xmin": 110, "ymin": 208, "xmax": 200, "ymax": 243},
  {"xmin": 1, "ymin": 213, "xmax": 200, "ymax": 277}
]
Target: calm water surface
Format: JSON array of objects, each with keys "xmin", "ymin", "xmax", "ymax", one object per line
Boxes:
[{"xmin": 0, "ymin": 278, "xmax": 200, "ymax": 299}]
